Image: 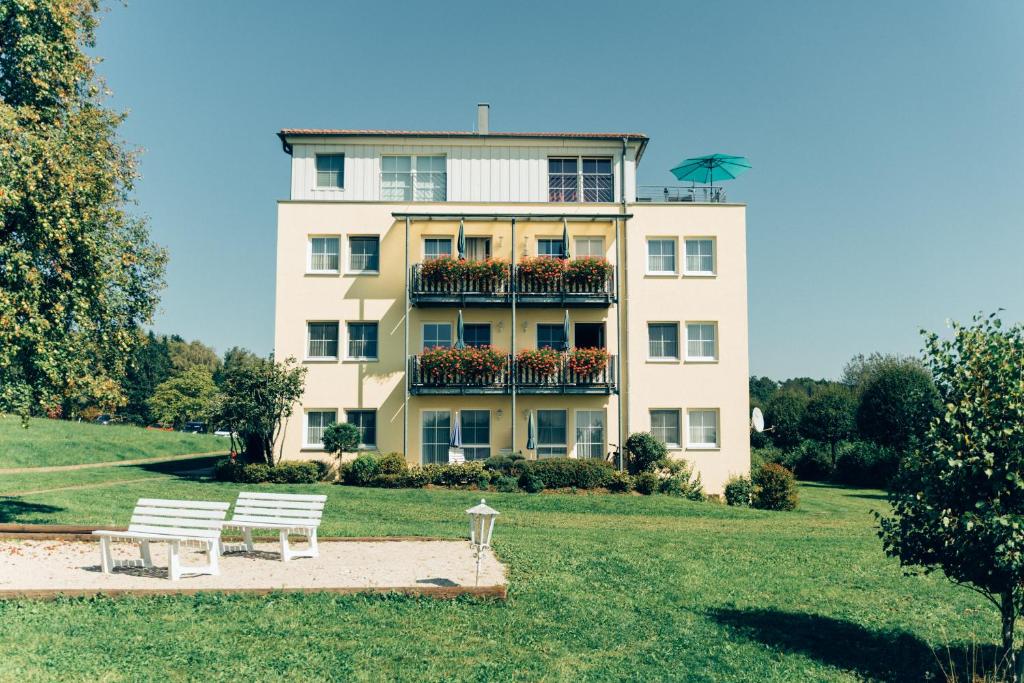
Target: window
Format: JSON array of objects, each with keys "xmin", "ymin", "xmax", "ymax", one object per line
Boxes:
[
  {"xmin": 650, "ymin": 409, "xmax": 681, "ymax": 448},
  {"xmin": 537, "ymin": 410, "xmax": 567, "ymax": 457},
  {"xmin": 345, "ymin": 410, "xmax": 377, "ymax": 449},
  {"xmin": 575, "ymin": 410, "xmax": 604, "ymax": 459},
  {"xmin": 582, "ymin": 158, "xmax": 614, "ymax": 202},
  {"xmin": 548, "ymin": 157, "xmax": 613, "ymax": 203},
  {"xmin": 309, "ymin": 237, "xmax": 340, "ymax": 273},
  {"xmin": 548, "ymin": 158, "xmax": 578, "ymax": 202},
  {"xmin": 537, "ymin": 323, "xmax": 566, "ymax": 350},
  {"xmin": 349, "ymin": 236, "xmax": 380, "ymax": 273},
  {"xmin": 381, "ymin": 155, "xmax": 412, "ymax": 200},
  {"xmin": 315, "ymin": 154, "xmax": 344, "ymax": 189},
  {"xmin": 414, "ymin": 155, "xmax": 447, "ymax": 201},
  {"xmin": 688, "ymin": 409, "xmax": 719, "ymax": 448},
  {"xmin": 461, "ymin": 410, "xmax": 490, "ymax": 460},
  {"xmin": 464, "ymin": 323, "xmax": 491, "ymax": 348},
  {"xmin": 423, "ymin": 323, "xmax": 452, "ymax": 350},
  {"xmin": 347, "ymin": 322, "xmax": 378, "ymax": 360},
  {"xmin": 648, "ymin": 323, "xmax": 679, "ymax": 359},
  {"xmin": 647, "ymin": 238, "xmax": 677, "ymax": 274},
  {"xmin": 465, "ymin": 237, "xmax": 491, "ymax": 260},
  {"xmin": 381, "ymin": 155, "xmax": 446, "ymax": 201},
  {"xmin": 305, "ymin": 410, "xmax": 336, "ymax": 448},
  {"xmin": 424, "ymin": 237, "xmax": 453, "ymax": 260},
  {"xmin": 686, "ymin": 323, "xmax": 718, "ymax": 361},
  {"xmin": 574, "ymin": 237, "xmax": 604, "ymax": 258},
  {"xmin": 422, "ymin": 410, "xmax": 451, "ymax": 464},
  {"xmin": 537, "ymin": 238, "xmax": 565, "ymax": 258},
  {"xmin": 307, "ymin": 322, "xmax": 339, "ymax": 359},
  {"xmin": 685, "ymin": 238, "xmax": 715, "ymax": 275}
]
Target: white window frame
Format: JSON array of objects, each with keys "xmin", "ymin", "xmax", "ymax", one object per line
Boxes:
[
  {"xmin": 347, "ymin": 235, "xmax": 380, "ymax": 275},
  {"xmin": 423, "ymin": 236, "xmax": 454, "ymax": 261},
  {"xmin": 574, "ymin": 237, "xmax": 605, "ymax": 259},
  {"xmin": 422, "ymin": 322, "xmax": 453, "ymax": 350},
  {"xmin": 547, "ymin": 157, "xmax": 615, "ymax": 203},
  {"xmin": 687, "ymin": 408, "xmax": 720, "ymax": 450},
  {"xmin": 463, "ymin": 322, "xmax": 492, "ymax": 348},
  {"xmin": 574, "ymin": 410, "xmax": 605, "ymax": 459},
  {"xmin": 684, "ymin": 237, "xmax": 717, "ymax": 276},
  {"xmin": 647, "ymin": 322, "xmax": 680, "ymax": 361},
  {"xmin": 536, "ymin": 409, "xmax": 568, "ymax": 458},
  {"xmin": 345, "ymin": 321, "xmax": 379, "ymax": 361},
  {"xmin": 646, "ymin": 237, "xmax": 678, "ymax": 275},
  {"xmin": 303, "ymin": 409, "xmax": 337, "ymax": 449},
  {"xmin": 314, "ymin": 154, "xmax": 345, "ymax": 190},
  {"xmin": 307, "ymin": 235, "xmax": 340, "ymax": 274},
  {"xmin": 306, "ymin": 321, "xmax": 340, "ymax": 361},
  {"xmin": 460, "ymin": 409, "xmax": 491, "ymax": 461},
  {"xmin": 345, "ymin": 409, "xmax": 377, "ymax": 450},
  {"xmin": 536, "ymin": 237, "xmax": 565, "ymax": 258},
  {"xmin": 421, "ymin": 409, "xmax": 452, "ymax": 465},
  {"xmin": 650, "ymin": 409, "xmax": 682, "ymax": 450},
  {"xmin": 685, "ymin": 322, "xmax": 719, "ymax": 362},
  {"xmin": 381, "ymin": 155, "xmax": 447, "ymax": 202},
  {"xmin": 464, "ymin": 236, "xmax": 492, "ymax": 260}
]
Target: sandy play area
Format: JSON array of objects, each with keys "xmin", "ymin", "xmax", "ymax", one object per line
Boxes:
[{"xmin": 0, "ymin": 538, "xmax": 506, "ymax": 598}]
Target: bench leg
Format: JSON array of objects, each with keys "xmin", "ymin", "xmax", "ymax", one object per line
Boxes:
[
  {"xmin": 308, "ymin": 528, "xmax": 319, "ymax": 559},
  {"xmin": 279, "ymin": 529, "xmax": 291, "ymax": 562},
  {"xmin": 207, "ymin": 541, "xmax": 220, "ymax": 576},
  {"xmin": 140, "ymin": 540, "xmax": 153, "ymax": 568},
  {"xmin": 99, "ymin": 537, "xmax": 112, "ymax": 574},
  {"xmin": 168, "ymin": 541, "xmax": 181, "ymax": 581},
  {"xmin": 244, "ymin": 527, "xmax": 254, "ymax": 552}
]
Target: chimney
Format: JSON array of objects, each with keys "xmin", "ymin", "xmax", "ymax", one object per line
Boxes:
[{"xmin": 477, "ymin": 103, "xmax": 490, "ymax": 134}]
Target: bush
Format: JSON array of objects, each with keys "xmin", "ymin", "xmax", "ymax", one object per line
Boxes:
[
  {"xmin": 519, "ymin": 471, "xmax": 545, "ymax": 493},
  {"xmin": 213, "ymin": 458, "xmax": 330, "ymax": 484},
  {"xmin": 495, "ymin": 475, "xmax": 519, "ymax": 493},
  {"xmin": 634, "ymin": 472, "xmax": 659, "ymax": 495},
  {"xmin": 424, "ymin": 461, "xmax": 486, "ymax": 487},
  {"xmin": 398, "ymin": 468, "xmax": 430, "ymax": 488},
  {"xmin": 483, "ymin": 453, "xmax": 527, "ymax": 476},
  {"xmin": 834, "ymin": 441, "xmax": 900, "ymax": 488},
  {"xmin": 377, "ymin": 452, "xmax": 407, "ymax": 475},
  {"xmin": 322, "ymin": 422, "xmax": 360, "ymax": 457},
  {"xmin": 750, "ymin": 445, "xmax": 785, "ymax": 470},
  {"xmin": 751, "ymin": 463, "xmax": 799, "ymax": 511},
  {"xmin": 625, "ymin": 432, "xmax": 667, "ymax": 474},
  {"xmin": 522, "ymin": 458, "xmax": 614, "ymax": 489},
  {"xmin": 788, "ymin": 441, "xmax": 835, "ymax": 481},
  {"xmin": 658, "ymin": 460, "xmax": 704, "ymax": 500},
  {"xmin": 724, "ymin": 476, "xmax": 754, "ymax": 507},
  {"xmin": 345, "ymin": 453, "xmax": 380, "ymax": 486},
  {"xmin": 606, "ymin": 470, "xmax": 634, "ymax": 493}
]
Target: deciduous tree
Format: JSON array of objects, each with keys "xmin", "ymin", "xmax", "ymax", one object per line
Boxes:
[
  {"xmin": 148, "ymin": 367, "xmax": 220, "ymax": 429},
  {"xmin": 800, "ymin": 385, "xmax": 855, "ymax": 465}
]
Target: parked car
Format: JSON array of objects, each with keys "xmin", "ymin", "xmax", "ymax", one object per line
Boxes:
[
  {"xmin": 93, "ymin": 414, "xmax": 113, "ymax": 425},
  {"xmin": 182, "ymin": 421, "xmax": 206, "ymax": 434},
  {"xmin": 213, "ymin": 427, "xmax": 236, "ymax": 438},
  {"xmin": 146, "ymin": 423, "xmax": 174, "ymax": 431}
]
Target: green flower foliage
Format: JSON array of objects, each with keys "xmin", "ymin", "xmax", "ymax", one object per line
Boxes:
[{"xmin": 0, "ymin": 0, "xmax": 167, "ymax": 417}]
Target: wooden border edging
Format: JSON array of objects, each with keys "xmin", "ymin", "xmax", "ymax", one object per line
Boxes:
[
  {"xmin": 0, "ymin": 526, "xmax": 450, "ymax": 543},
  {"xmin": 0, "ymin": 584, "xmax": 507, "ymax": 601}
]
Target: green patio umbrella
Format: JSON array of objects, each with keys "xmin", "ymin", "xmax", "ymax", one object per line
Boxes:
[
  {"xmin": 526, "ymin": 411, "xmax": 536, "ymax": 450},
  {"xmin": 454, "ymin": 310, "xmax": 466, "ymax": 349},
  {"xmin": 670, "ymin": 154, "xmax": 751, "ymax": 192},
  {"xmin": 562, "ymin": 310, "xmax": 570, "ymax": 351},
  {"xmin": 457, "ymin": 219, "xmax": 466, "ymax": 260},
  {"xmin": 561, "ymin": 220, "xmax": 570, "ymax": 259}
]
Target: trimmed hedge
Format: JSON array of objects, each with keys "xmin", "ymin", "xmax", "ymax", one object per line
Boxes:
[
  {"xmin": 214, "ymin": 458, "xmax": 332, "ymax": 484},
  {"xmin": 752, "ymin": 463, "xmax": 799, "ymax": 511},
  {"xmin": 521, "ymin": 458, "xmax": 615, "ymax": 489}
]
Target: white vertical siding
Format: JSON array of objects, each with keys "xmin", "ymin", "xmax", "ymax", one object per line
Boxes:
[{"xmin": 286, "ymin": 139, "xmax": 639, "ymax": 203}]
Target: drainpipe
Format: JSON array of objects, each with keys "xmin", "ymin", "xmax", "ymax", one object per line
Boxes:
[
  {"xmin": 404, "ymin": 217, "xmax": 410, "ymax": 459},
  {"xmin": 510, "ymin": 217, "xmax": 517, "ymax": 456},
  {"xmin": 618, "ymin": 137, "xmax": 629, "ymax": 471}
]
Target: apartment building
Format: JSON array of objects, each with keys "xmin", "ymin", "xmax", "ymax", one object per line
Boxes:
[{"xmin": 274, "ymin": 105, "xmax": 749, "ymax": 494}]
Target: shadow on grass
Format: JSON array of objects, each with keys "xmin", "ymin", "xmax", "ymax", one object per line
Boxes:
[
  {"xmin": 707, "ymin": 606, "xmax": 1000, "ymax": 682},
  {"xmin": 132, "ymin": 455, "xmax": 223, "ymax": 480},
  {"xmin": 799, "ymin": 480, "xmax": 890, "ymax": 501},
  {"xmin": 0, "ymin": 498, "xmax": 65, "ymax": 523}
]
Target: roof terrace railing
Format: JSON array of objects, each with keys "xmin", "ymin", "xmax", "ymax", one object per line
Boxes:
[{"xmin": 636, "ymin": 185, "xmax": 729, "ymax": 203}]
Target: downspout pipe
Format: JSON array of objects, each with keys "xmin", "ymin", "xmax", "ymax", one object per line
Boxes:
[
  {"xmin": 404, "ymin": 217, "xmax": 410, "ymax": 459},
  {"xmin": 510, "ymin": 217, "xmax": 517, "ymax": 456},
  {"xmin": 618, "ymin": 137, "xmax": 629, "ymax": 471}
]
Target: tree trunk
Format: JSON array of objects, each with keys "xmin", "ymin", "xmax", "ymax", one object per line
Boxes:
[{"xmin": 1000, "ymin": 590, "xmax": 1018, "ymax": 682}]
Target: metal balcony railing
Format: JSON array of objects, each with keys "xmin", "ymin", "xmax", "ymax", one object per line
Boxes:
[
  {"xmin": 407, "ymin": 352, "xmax": 617, "ymax": 395},
  {"xmin": 636, "ymin": 185, "xmax": 729, "ymax": 203},
  {"xmin": 409, "ymin": 263, "xmax": 615, "ymax": 307}
]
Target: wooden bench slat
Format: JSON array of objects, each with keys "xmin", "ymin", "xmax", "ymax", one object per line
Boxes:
[
  {"xmin": 130, "ymin": 515, "xmax": 224, "ymax": 529},
  {"xmin": 126, "ymin": 524, "xmax": 221, "ymax": 539},
  {"xmin": 134, "ymin": 507, "xmax": 227, "ymax": 520},
  {"xmin": 237, "ymin": 492, "xmax": 327, "ymax": 503},
  {"xmin": 225, "ymin": 520, "xmax": 317, "ymax": 531},
  {"xmin": 137, "ymin": 498, "xmax": 230, "ymax": 511},
  {"xmin": 233, "ymin": 499, "xmax": 325, "ymax": 511},
  {"xmin": 93, "ymin": 530, "xmax": 216, "ymax": 542},
  {"xmin": 233, "ymin": 506, "xmax": 322, "ymax": 518},
  {"xmin": 228, "ymin": 514, "xmax": 321, "ymax": 527}
]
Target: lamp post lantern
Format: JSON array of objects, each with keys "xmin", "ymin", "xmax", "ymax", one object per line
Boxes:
[{"xmin": 466, "ymin": 498, "xmax": 499, "ymax": 586}]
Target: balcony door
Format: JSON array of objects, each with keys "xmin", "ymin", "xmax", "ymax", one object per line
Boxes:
[
  {"xmin": 465, "ymin": 237, "xmax": 491, "ymax": 260},
  {"xmin": 574, "ymin": 323, "xmax": 605, "ymax": 349}
]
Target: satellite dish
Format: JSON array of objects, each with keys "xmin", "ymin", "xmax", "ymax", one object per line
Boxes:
[{"xmin": 751, "ymin": 407, "xmax": 765, "ymax": 433}]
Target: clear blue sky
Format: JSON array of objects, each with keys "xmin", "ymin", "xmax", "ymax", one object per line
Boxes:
[{"xmin": 93, "ymin": 0, "xmax": 1024, "ymax": 380}]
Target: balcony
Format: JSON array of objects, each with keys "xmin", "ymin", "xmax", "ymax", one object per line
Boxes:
[
  {"xmin": 636, "ymin": 185, "xmax": 730, "ymax": 203},
  {"xmin": 407, "ymin": 352, "xmax": 617, "ymax": 395},
  {"xmin": 409, "ymin": 262, "xmax": 615, "ymax": 308}
]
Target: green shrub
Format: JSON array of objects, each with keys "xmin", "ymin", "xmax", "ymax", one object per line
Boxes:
[
  {"xmin": 625, "ymin": 432, "xmax": 667, "ymax": 474},
  {"xmin": 750, "ymin": 445, "xmax": 785, "ymax": 470},
  {"xmin": 370, "ymin": 473, "xmax": 405, "ymax": 489},
  {"xmin": 483, "ymin": 453, "xmax": 527, "ymax": 476},
  {"xmin": 658, "ymin": 460, "xmax": 704, "ymax": 500},
  {"xmin": 476, "ymin": 472, "xmax": 492, "ymax": 490},
  {"xmin": 752, "ymin": 463, "xmax": 799, "ymax": 511},
  {"xmin": 214, "ymin": 458, "xmax": 331, "ymax": 484},
  {"xmin": 522, "ymin": 458, "xmax": 614, "ymax": 489},
  {"xmin": 346, "ymin": 453, "xmax": 380, "ymax": 486},
  {"xmin": 424, "ymin": 461, "xmax": 486, "ymax": 487},
  {"xmin": 267, "ymin": 461, "xmax": 322, "ymax": 484},
  {"xmin": 834, "ymin": 441, "xmax": 900, "ymax": 488},
  {"xmin": 398, "ymin": 468, "xmax": 430, "ymax": 488},
  {"xmin": 377, "ymin": 452, "xmax": 408, "ymax": 475},
  {"xmin": 634, "ymin": 472, "xmax": 659, "ymax": 495},
  {"xmin": 788, "ymin": 441, "xmax": 834, "ymax": 481},
  {"xmin": 241, "ymin": 463, "xmax": 271, "ymax": 483},
  {"xmin": 724, "ymin": 476, "xmax": 754, "ymax": 507},
  {"xmin": 213, "ymin": 458, "xmax": 243, "ymax": 481},
  {"xmin": 606, "ymin": 470, "xmax": 634, "ymax": 493},
  {"xmin": 322, "ymin": 422, "xmax": 360, "ymax": 457},
  {"xmin": 495, "ymin": 475, "xmax": 519, "ymax": 493},
  {"xmin": 519, "ymin": 471, "xmax": 545, "ymax": 493}
]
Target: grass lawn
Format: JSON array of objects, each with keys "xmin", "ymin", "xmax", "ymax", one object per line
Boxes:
[
  {"xmin": 0, "ymin": 415, "xmax": 227, "ymax": 468},
  {"xmin": 0, "ymin": 463, "xmax": 994, "ymax": 682}
]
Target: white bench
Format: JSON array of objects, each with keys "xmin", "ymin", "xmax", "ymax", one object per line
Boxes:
[
  {"xmin": 222, "ymin": 492, "xmax": 327, "ymax": 562},
  {"xmin": 92, "ymin": 498, "xmax": 230, "ymax": 581}
]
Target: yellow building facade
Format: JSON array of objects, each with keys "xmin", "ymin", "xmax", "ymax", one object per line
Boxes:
[{"xmin": 274, "ymin": 112, "xmax": 749, "ymax": 493}]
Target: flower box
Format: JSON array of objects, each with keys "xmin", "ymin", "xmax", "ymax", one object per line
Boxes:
[
  {"xmin": 419, "ymin": 346, "xmax": 506, "ymax": 383},
  {"xmin": 566, "ymin": 347, "xmax": 609, "ymax": 377},
  {"xmin": 516, "ymin": 348, "xmax": 561, "ymax": 377},
  {"xmin": 566, "ymin": 257, "xmax": 613, "ymax": 289}
]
